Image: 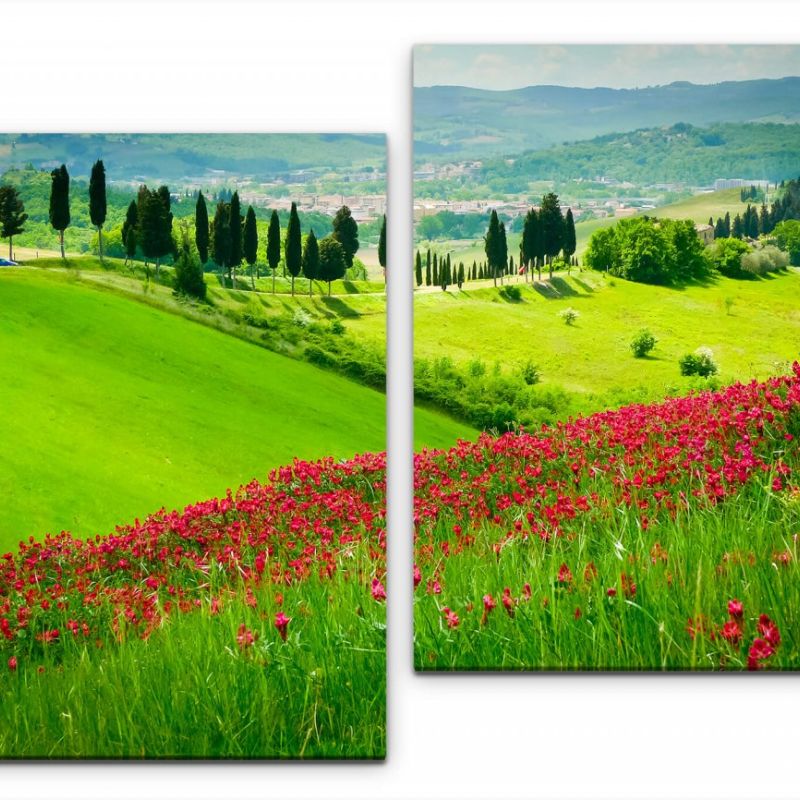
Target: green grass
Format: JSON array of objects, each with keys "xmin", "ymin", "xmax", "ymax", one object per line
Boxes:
[
  {"xmin": 0, "ymin": 267, "xmax": 465, "ymax": 548},
  {"xmin": 410, "ymin": 268, "xmax": 800, "ymax": 414},
  {"xmin": 0, "ymin": 564, "xmax": 385, "ymax": 758},
  {"xmin": 415, "ymin": 480, "xmax": 800, "ymax": 671},
  {"xmin": 652, "ymin": 187, "xmax": 755, "ymax": 225}
]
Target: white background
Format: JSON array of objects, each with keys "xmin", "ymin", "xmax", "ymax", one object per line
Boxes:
[{"xmin": 2, "ymin": 2, "xmax": 800, "ymax": 798}]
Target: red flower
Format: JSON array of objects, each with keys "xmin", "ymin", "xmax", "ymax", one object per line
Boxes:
[
  {"xmin": 757, "ymin": 614, "xmax": 781, "ymax": 648},
  {"xmin": 371, "ymin": 578, "xmax": 386, "ymax": 602},
  {"xmin": 236, "ymin": 623, "xmax": 256, "ymax": 650},
  {"xmin": 747, "ymin": 637, "xmax": 775, "ymax": 670},
  {"xmin": 557, "ymin": 563, "xmax": 573, "ymax": 585},
  {"xmin": 442, "ymin": 607, "xmax": 460, "ymax": 629},
  {"xmin": 274, "ymin": 611, "xmax": 291, "ymax": 641},
  {"xmin": 727, "ymin": 599, "xmax": 743, "ymax": 620},
  {"xmin": 720, "ymin": 620, "xmax": 742, "ymax": 646},
  {"xmin": 8, "ymin": 656, "xmax": 17, "ymax": 672},
  {"xmin": 413, "ymin": 564, "xmax": 421, "ymax": 589},
  {"xmin": 501, "ymin": 587, "xmax": 515, "ymax": 618}
]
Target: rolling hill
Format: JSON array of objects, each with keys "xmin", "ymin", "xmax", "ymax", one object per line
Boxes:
[
  {"xmin": 0, "ymin": 268, "xmax": 467, "ymax": 547},
  {"xmin": 414, "ymin": 77, "xmax": 800, "ymax": 161}
]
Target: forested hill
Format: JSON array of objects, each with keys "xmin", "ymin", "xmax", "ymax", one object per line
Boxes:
[
  {"xmin": 414, "ymin": 77, "xmax": 800, "ymax": 160},
  {"xmin": 0, "ymin": 133, "xmax": 386, "ymax": 183},
  {"xmin": 471, "ymin": 122, "xmax": 800, "ymax": 192}
]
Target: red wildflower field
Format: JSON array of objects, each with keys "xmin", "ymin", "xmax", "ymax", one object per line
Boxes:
[
  {"xmin": 414, "ymin": 366, "xmax": 800, "ymax": 671},
  {"xmin": 0, "ymin": 453, "xmax": 386, "ymax": 758}
]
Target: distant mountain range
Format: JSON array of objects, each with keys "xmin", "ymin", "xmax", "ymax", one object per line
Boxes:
[
  {"xmin": 414, "ymin": 78, "xmax": 800, "ymax": 161},
  {"xmin": 0, "ymin": 133, "xmax": 386, "ymax": 183}
]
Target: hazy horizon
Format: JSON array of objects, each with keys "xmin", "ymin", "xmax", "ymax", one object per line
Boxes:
[{"xmin": 414, "ymin": 45, "xmax": 800, "ymax": 91}]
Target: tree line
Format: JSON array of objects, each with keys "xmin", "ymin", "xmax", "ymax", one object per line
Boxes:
[
  {"xmin": 1, "ymin": 159, "xmax": 388, "ymax": 298},
  {"xmin": 413, "ymin": 193, "xmax": 578, "ymax": 291},
  {"xmin": 711, "ymin": 177, "xmax": 800, "ymax": 241}
]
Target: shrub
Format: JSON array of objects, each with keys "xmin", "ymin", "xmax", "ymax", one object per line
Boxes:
[
  {"xmin": 679, "ymin": 347, "xmax": 718, "ymax": 377},
  {"xmin": 709, "ymin": 237, "xmax": 750, "ymax": 277},
  {"xmin": 740, "ymin": 245, "xmax": 788, "ymax": 276},
  {"xmin": 559, "ymin": 307, "xmax": 579, "ymax": 325},
  {"xmin": 292, "ymin": 307, "xmax": 313, "ymax": 327},
  {"xmin": 329, "ymin": 319, "xmax": 345, "ymax": 335},
  {"xmin": 630, "ymin": 329, "xmax": 657, "ymax": 358},
  {"xmin": 517, "ymin": 359, "xmax": 541, "ymax": 386}
]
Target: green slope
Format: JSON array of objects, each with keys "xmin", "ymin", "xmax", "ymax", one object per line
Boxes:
[
  {"xmin": 0, "ymin": 269, "xmax": 461, "ymax": 547},
  {"xmin": 412, "ymin": 268, "xmax": 800, "ymax": 408}
]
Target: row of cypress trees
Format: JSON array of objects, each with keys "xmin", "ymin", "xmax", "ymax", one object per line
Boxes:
[{"xmin": 414, "ymin": 193, "xmax": 578, "ymax": 289}]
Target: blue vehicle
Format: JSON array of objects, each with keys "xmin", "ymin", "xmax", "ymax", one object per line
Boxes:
[{"xmin": 0, "ymin": 258, "xmax": 18, "ymax": 266}]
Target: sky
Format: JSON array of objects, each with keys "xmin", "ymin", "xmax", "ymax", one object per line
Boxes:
[{"xmin": 414, "ymin": 45, "xmax": 800, "ymax": 90}]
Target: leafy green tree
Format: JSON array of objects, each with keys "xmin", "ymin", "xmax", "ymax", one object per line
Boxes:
[
  {"xmin": 378, "ymin": 213, "xmax": 386, "ymax": 272},
  {"xmin": 195, "ymin": 191, "xmax": 209, "ymax": 265},
  {"xmin": 332, "ymin": 205, "xmax": 359, "ymax": 267},
  {"xmin": 267, "ymin": 209, "xmax": 281, "ymax": 293},
  {"xmin": 211, "ymin": 201, "xmax": 232, "ymax": 282},
  {"xmin": 415, "ymin": 250, "xmax": 423, "ymax": 286},
  {"xmin": 243, "ymin": 205, "xmax": 258, "ymax": 285},
  {"xmin": 661, "ymin": 219, "xmax": 709, "ymax": 281},
  {"xmin": 285, "ymin": 201, "xmax": 302, "ymax": 295},
  {"xmin": 318, "ymin": 236, "xmax": 347, "ymax": 295},
  {"xmin": 772, "ymin": 219, "xmax": 800, "ymax": 265},
  {"xmin": 89, "ymin": 160, "xmax": 107, "ymax": 264},
  {"xmin": 173, "ymin": 222, "xmax": 206, "ymax": 300},
  {"xmin": 49, "ymin": 164, "xmax": 70, "ymax": 259},
  {"xmin": 155, "ymin": 186, "xmax": 175, "ymax": 279},
  {"xmin": 708, "ymin": 236, "xmax": 750, "ymax": 275},
  {"xmin": 302, "ymin": 228, "xmax": 320, "ymax": 296},
  {"xmin": 0, "ymin": 185, "xmax": 28, "ymax": 261}
]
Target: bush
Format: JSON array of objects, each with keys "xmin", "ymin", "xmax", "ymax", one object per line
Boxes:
[
  {"xmin": 329, "ymin": 319, "xmax": 345, "ymax": 335},
  {"xmin": 559, "ymin": 307, "xmax": 579, "ymax": 325},
  {"xmin": 630, "ymin": 329, "xmax": 657, "ymax": 358},
  {"xmin": 517, "ymin": 359, "xmax": 541, "ymax": 386},
  {"xmin": 708, "ymin": 237, "xmax": 750, "ymax": 277},
  {"xmin": 679, "ymin": 347, "xmax": 718, "ymax": 377},
  {"xmin": 740, "ymin": 245, "xmax": 788, "ymax": 276}
]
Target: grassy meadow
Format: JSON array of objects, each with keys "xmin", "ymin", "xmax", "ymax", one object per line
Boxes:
[
  {"xmin": 0, "ymin": 261, "xmax": 466, "ymax": 548},
  {"xmin": 410, "ymin": 267, "xmax": 800, "ymax": 418}
]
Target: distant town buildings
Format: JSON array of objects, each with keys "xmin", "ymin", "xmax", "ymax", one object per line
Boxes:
[{"xmin": 713, "ymin": 178, "xmax": 770, "ymax": 190}]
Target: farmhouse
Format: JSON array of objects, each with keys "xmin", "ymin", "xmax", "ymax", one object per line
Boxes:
[{"xmin": 694, "ymin": 222, "xmax": 715, "ymax": 245}]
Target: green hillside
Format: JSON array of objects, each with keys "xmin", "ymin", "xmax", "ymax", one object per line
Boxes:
[
  {"xmin": 0, "ymin": 269, "xmax": 463, "ymax": 547},
  {"xmin": 411, "ymin": 268, "xmax": 800, "ymax": 419},
  {"xmin": 653, "ymin": 187, "xmax": 756, "ymax": 224}
]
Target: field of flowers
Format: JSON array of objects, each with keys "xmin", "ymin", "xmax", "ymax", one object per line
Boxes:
[
  {"xmin": 414, "ymin": 366, "xmax": 800, "ymax": 671},
  {"xmin": 0, "ymin": 453, "xmax": 386, "ymax": 758}
]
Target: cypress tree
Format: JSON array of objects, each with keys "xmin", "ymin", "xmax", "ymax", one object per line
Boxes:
[
  {"xmin": 173, "ymin": 223, "xmax": 206, "ymax": 300},
  {"xmin": 759, "ymin": 203, "xmax": 771, "ymax": 235},
  {"xmin": 302, "ymin": 228, "xmax": 320, "ymax": 297},
  {"xmin": 154, "ymin": 185, "xmax": 174, "ymax": 280},
  {"xmin": 195, "ymin": 191, "xmax": 209, "ymax": 266},
  {"xmin": 229, "ymin": 191, "xmax": 243, "ymax": 286},
  {"xmin": 498, "ymin": 221, "xmax": 508, "ymax": 284},
  {"xmin": 563, "ymin": 208, "xmax": 577, "ymax": 268},
  {"xmin": 484, "ymin": 209, "xmax": 501, "ymax": 287},
  {"xmin": 285, "ymin": 201, "xmax": 302, "ymax": 296},
  {"xmin": 267, "ymin": 209, "xmax": 281, "ymax": 293},
  {"xmin": 318, "ymin": 236, "xmax": 347, "ymax": 296},
  {"xmin": 0, "ymin": 185, "xmax": 28, "ymax": 261},
  {"xmin": 89, "ymin": 159, "xmax": 107, "ymax": 264},
  {"xmin": 540, "ymin": 192, "xmax": 564, "ymax": 278},
  {"xmin": 732, "ymin": 213, "xmax": 743, "ymax": 239},
  {"xmin": 457, "ymin": 262, "xmax": 464, "ymax": 289},
  {"xmin": 211, "ymin": 201, "xmax": 232, "ymax": 282},
  {"xmin": 724, "ymin": 212, "xmax": 731, "ymax": 237},
  {"xmin": 332, "ymin": 205, "xmax": 359, "ymax": 267},
  {"xmin": 432, "ymin": 252, "xmax": 439, "ymax": 285},
  {"xmin": 49, "ymin": 164, "xmax": 70, "ymax": 259},
  {"xmin": 415, "ymin": 250, "xmax": 423, "ymax": 286},
  {"xmin": 714, "ymin": 217, "xmax": 726, "ymax": 239},
  {"xmin": 243, "ymin": 205, "xmax": 258, "ymax": 287},
  {"xmin": 122, "ymin": 199, "xmax": 138, "ymax": 266},
  {"xmin": 378, "ymin": 213, "xmax": 386, "ymax": 272},
  {"xmin": 125, "ymin": 226, "xmax": 137, "ymax": 264},
  {"xmin": 425, "ymin": 252, "xmax": 431, "ymax": 286}
]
